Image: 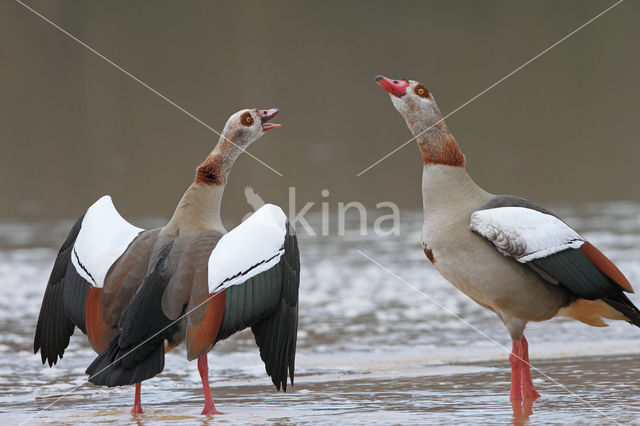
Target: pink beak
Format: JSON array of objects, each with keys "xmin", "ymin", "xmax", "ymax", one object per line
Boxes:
[
  {"xmin": 258, "ymin": 108, "xmax": 281, "ymax": 131},
  {"xmin": 375, "ymin": 75, "xmax": 409, "ymax": 98}
]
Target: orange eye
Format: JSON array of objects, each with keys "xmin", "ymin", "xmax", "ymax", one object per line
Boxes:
[
  {"xmin": 415, "ymin": 84, "xmax": 429, "ymax": 98},
  {"xmin": 240, "ymin": 112, "xmax": 254, "ymax": 126}
]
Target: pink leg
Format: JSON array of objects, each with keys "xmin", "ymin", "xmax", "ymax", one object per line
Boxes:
[
  {"xmin": 198, "ymin": 354, "xmax": 220, "ymax": 415},
  {"xmin": 510, "ymin": 340, "xmax": 523, "ymax": 401},
  {"xmin": 520, "ymin": 336, "xmax": 540, "ymax": 399},
  {"xmin": 131, "ymin": 382, "xmax": 144, "ymax": 414}
]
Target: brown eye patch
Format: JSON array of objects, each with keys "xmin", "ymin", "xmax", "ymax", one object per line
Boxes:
[
  {"xmin": 240, "ymin": 112, "xmax": 254, "ymax": 126},
  {"xmin": 415, "ymin": 84, "xmax": 429, "ymax": 98}
]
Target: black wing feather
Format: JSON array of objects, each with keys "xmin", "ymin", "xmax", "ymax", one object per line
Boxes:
[
  {"xmin": 34, "ymin": 214, "xmax": 92, "ymax": 366},
  {"xmin": 216, "ymin": 265, "xmax": 282, "ymax": 341},
  {"xmin": 479, "ymin": 195, "xmax": 555, "ymax": 216},
  {"xmin": 603, "ymin": 294, "xmax": 640, "ymax": 327},
  {"xmin": 62, "ymin": 258, "xmax": 91, "ymax": 333},
  {"xmin": 86, "ymin": 336, "xmax": 164, "ymax": 387},
  {"xmin": 532, "ymin": 249, "xmax": 640, "ymax": 326},
  {"xmin": 251, "ymin": 223, "xmax": 300, "ymax": 391},
  {"xmin": 214, "ymin": 222, "xmax": 300, "ymax": 391},
  {"xmin": 86, "ymin": 243, "xmax": 176, "ymax": 386}
]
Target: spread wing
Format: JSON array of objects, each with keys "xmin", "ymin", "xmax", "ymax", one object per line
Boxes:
[
  {"xmin": 188, "ymin": 204, "xmax": 300, "ymax": 391},
  {"xmin": 470, "ymin": 197, "xmax": 639, "ymax": 325},
  {"xmin": 34, "ymin": 196, "xmax": 145, "ymax": 366},
  {"xmin": 86, "ymin": 204, "xmax": 300, "ymax": 391}
]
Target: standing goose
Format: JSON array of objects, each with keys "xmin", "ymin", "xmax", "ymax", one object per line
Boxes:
[
  {"xmin": 35, "ymin": 108, "xmax": 299, "ymax": 415},
  {"xmin": 374, "ymin": 76, "xmax": 639, "ymax": 401}
]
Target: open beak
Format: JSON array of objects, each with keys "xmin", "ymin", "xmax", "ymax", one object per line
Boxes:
[
  {"xmin": 258, "ymin": 108, "xmax": 281, "ymax": 131},
  {"xmin": 375, "ymin": 75, "xmax": 409, "ymax": 98}
]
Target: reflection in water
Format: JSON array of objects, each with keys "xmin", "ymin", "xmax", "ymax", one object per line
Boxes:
[{"xmin": 511, "ymin": 397, "xmax": 535, "ymax": 425}]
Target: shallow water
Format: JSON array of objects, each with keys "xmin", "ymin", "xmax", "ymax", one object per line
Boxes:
[{"xmin": 2, "ymin": 202, "xmax": 640, "ymax": 424}]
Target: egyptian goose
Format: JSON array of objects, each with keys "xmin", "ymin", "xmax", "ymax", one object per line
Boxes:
[
  {"xmin": 34, "ymin": 108, "xmax": 300, "ymax": 415},
  {"xmin": 374, "ymin": 75, "xmax": 639, "ymax": 401}
]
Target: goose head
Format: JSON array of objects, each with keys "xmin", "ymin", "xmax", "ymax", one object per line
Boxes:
[
  {"xmin": 221, "ymin": 108, "xmax": 281, "ymax": 149},
  {"xmin": 374, "ymin": 76, "xmax": 443, "ymax": 136},
  {"xmin": 375, "ymin": 75, "xmax": 464, "ymax": 167},
  {"xmin": 196, "ymin": 108, "xmax": 282, "ymax": 186}
]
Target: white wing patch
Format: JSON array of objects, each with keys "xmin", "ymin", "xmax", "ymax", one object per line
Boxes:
[
  {"xmin": 208, "ymin": 204, "xmax": 287, "ymax": 293},
  {"xmin": 470, "ymin": 207, "xmax": 584, "ymax": 263},
  {"xmin": 71, "ymin": 196, "xmax": 143, "ymax": 287}
]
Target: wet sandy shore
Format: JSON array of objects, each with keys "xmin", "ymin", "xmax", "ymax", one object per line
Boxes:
[
  {"xmin": 3, "ymin": 204, "xmax": 640, "ymax": 424},
  {"xmin": 3, "ymin": 352, "xmax": 637, "ymax": 424}
]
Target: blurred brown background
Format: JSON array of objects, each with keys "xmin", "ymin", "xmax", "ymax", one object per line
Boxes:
[{"xmin": 1, "ymin": 0, "xmax": 639, "ymax": 222}]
